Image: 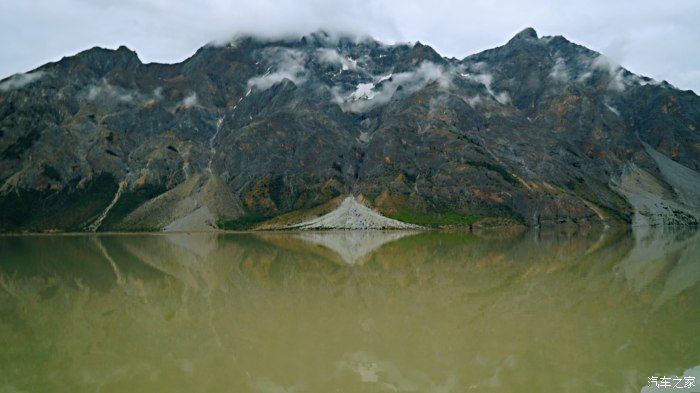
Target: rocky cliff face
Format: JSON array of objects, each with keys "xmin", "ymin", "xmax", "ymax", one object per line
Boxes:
[{"xmin": 1, "ymin": 28, "xmax": 699, "ymax": 232}]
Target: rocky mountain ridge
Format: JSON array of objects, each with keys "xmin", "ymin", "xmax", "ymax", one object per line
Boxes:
[{"xmin": 1, "ymin": 28, "xmax": 699, "ymax": 231}]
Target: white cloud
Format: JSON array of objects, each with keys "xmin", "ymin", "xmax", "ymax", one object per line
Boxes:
[
  {"xmin": 549, "ymin": 57, "xmax": 569, "ymax": 83},
  {"xmin": 86, "ymin": 80, "xmax": 133, "ymax": 102},
  {"xmin": 494, "ymin": 91, "xmax": 511, "ymax": 105},
  {"xmin": 427, "ymin": 95, "xmax": 448, "ymax": 118},
  {"xmin": 334, "ymin": 61, "xmax": 452, "ymax": 113},
  {"xmin": 153, "ymin": 86, "xmax": 163, "ymax": 100},
  {"xmin": 178, "ymin": 92, "xmax": 198, "ymax": 108},
  {"xmin": 466, "ymin": 95, "xmax": 482, "ymax": 108},
  {"xmin": 460, "ymin": 67, "xmax": 510, "ymax": 105},
  {"xmin": 608, "ymin": 69, "xmax": 627, "ymax": 92},
  {"xmin": 591, "ymin": 55, "xmax": 627, "ymax": 91},
  {"xmin": 0, "ymin": 71, "xmax": 45, "ymax": 92},
  {"xmin": 633, "ymin": 75, "xmax": 662, "ymax": 86},
  {"xmin": 348, "ymin": 82, "xmax": 377, "ymax": 100},
  {"xmin": 0, "ymin": 1, "xmax": 698, "ymax": 92},
  {"xmin": 470, "ymin": 61, "xmax": 489, "ymax": 72},
  {"xmin": 591, "ymin": 55, "xmax": 618, "ymax": 71},
  {"xmin": 461, "ymin": 72, "xmax": 493, "ymax": 92},
  {"xmin": 315, "ymin": 48, "xmax": 357, "ymax": 70},
  {"xmin": 577, "ymin": 71, "xmax": 592, "ymax": 83},
  {"xmin": 247, "ymin": 48, "xmax": 307, "ymax": 91}
]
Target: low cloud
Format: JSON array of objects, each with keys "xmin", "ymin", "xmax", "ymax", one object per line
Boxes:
[
  {"xmin": 177, "ymin": 92, "xmax": 198, "ymax": 108},
  {"xmin": 460, "ymin": 66, "xmax": 510, "ymax": 105},
  {"xmin": 86, "ymin": 80, "xmax": 133, "ymax": 102},
  {"xmin": 1, "ymin": 1, "xmax": 698, "ymax": 92},
  {"xmin": 466, "ymin": 95, "xmax": 482, "ymax": 108},
  {"xmin": 549, "ymin": 57, "xmax": 569, "ymax": 83},
  {"xmin": 247, "ymin": 47, "xmax": 307, "ymax": 91},
  {"xmin": 333, "ymin": 61, "xmax": 452, "ymax": 113},
  {"xmin": 0, "ymin": 71, "xmax": 45, "ymax": 92},
  {"xmin": 347, "ymin": 82, "xmax": 377, "ymax": 100},
  {"xmin": 494, "ymin": 91, "xmax": 511, "ymax": 105},
  {"xmin": 153, "ymin": 87, "xmax": 163, "ymax": 100},
  {"xmin": 591, "ymin": 55, "xmax": 627, "ymax": 91},
  {"xmin": 635, "ymin": 76, "xmax": 663, "ymax": 87},
  {"xmin": 316, "ymin": 48, "xmax": 357, "ymax": 70},
  {"xmin": 577, "ymin": 71, "xmax": 592, "ymax": 83},
  {"xmin": 461, "ymin": 72, "xmax": 493, "ymax": 91},
  {"xmin": 427, "ymin": 95, "xmax": 450, "ymax": 119}
]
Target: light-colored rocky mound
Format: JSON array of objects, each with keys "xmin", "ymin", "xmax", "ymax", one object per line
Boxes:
[
  {"xmin": 643, "ymin": 142, "xmax": 700, "ymax": 209},
  {"xmin": 286, "ymin": 196, "xmax": 421, "ymax": 230},
  {"xmin": 120, "ymin": 174, "xmax": 242, "ymax": 232},
  {"xmin": 293, "ymin": 230, "xmax": 418, "ymax": 264},
  {"xmin": 163, "ymin": 174, "xmax": 243, "ymax": 232},
  {"xmin": 610, "ymin": 143, "xmax": 700, "ymax": 227},
  {"xmin": 612, "ymin": 163, "xmax": 697, "ymax": 227},
  {"xmin": 615, "ymin": 226, "xmax": 700, "ymax": 310}
]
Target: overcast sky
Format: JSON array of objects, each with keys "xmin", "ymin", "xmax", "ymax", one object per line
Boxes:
[{"xmin": 1, "ymin": 0, "xmax": 698, "ymax": 92}]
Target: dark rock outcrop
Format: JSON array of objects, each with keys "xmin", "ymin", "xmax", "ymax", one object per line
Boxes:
[{"xmin": 1, "ymin": 28, "xmax": 699, "ymax": 231}]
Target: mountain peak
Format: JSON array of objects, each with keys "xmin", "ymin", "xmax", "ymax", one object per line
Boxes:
[
  {"xmin": 2, "ymin": 28, "xmax": 699, "ymax": 233},
  {"xmin": 509, "ymin": 27, "xmax": 538, "ymax": 42},
  {"xmin": 72, "ymin": 45, "xmax": 141, "ymax": 64}
]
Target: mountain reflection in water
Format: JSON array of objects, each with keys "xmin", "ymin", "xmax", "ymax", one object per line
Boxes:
[{"xmin": 0, "ymin": 227, "xmax": 698, "ymax": 393}]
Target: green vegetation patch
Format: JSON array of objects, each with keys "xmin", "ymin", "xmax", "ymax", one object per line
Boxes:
[
  {"xmin": 464, "ymin": 160, "xmax": 518, "ymax": 185},
  {"xmin": 0, "ymin": 173, "xmax": 118, "ymax": 232},
  {"xmin": 387, "ymin": 208, "xmax": 483, "ymax": 227},
  {"xmin": 1, "ymin": 129, "xmax": 40, "ymax": 160},
  {"xmin": 391, "ymin": 231, "xmax": 477, "ymax": 247},
  {"xmin": 41, "ymin": 164, "xmax": 62, "ymax": 182},
  {"xmin": 99, "ymin": 183, "xmax": 168, "ymax": 231},
  {"xmin": 218, "ymin": 214, "xmax": 272, "ymax": 230},
  {"xmin": 258, "ymin": 196, "xmax": 341, "ymax": 228}
]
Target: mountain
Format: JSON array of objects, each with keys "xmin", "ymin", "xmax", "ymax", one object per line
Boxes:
[{"xmin": 1, "ymin": 28, "xmax": 699, "ymax": 232}]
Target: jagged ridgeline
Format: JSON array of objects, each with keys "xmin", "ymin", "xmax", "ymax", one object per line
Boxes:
[{"xmin": 0, "ymin": 28, "xmax": 699, "ymax": 232}]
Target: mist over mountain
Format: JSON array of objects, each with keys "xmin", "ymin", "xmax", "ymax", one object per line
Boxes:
[{"xmin": 1, "ymin": 28, "xmax": 699, "ymax": 232}]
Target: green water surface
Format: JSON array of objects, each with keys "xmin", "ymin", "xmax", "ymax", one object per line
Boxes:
[{"xmin": 0, "ymin": 227, "xmax": 698, "ymax": 392}]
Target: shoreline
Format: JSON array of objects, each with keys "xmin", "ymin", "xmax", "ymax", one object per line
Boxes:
[{"xmin": 0, "ymin": 221, "xmax": 660, "ymax": 237}]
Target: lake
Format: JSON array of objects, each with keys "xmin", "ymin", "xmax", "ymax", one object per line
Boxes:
[{"xmin": 0, "ymin": 227, "xmax": 698, "ymax": 392}]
